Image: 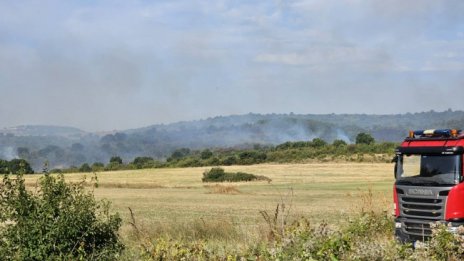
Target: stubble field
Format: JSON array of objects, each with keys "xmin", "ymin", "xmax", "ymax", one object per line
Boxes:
[{"xmin": 23, "ymin": 163, "xmax": 394, "ymax": 250}]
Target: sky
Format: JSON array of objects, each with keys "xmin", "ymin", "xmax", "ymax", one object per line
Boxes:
[{"xmin": 0, "ymin": 0, "xmax": 463, "ymax": 131}]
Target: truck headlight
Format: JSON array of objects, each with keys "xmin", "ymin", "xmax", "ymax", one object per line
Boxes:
[{"xmin": 448, "ymin": 226, "xmax": 459, "ymax": 234}]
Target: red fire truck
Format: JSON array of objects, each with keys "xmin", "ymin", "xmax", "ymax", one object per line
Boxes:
[{"xmin": 394, "ymin": 129, "xmax": 464, "ymax": 242}]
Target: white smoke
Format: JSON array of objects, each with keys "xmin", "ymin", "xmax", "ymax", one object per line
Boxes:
[
  {"xmin": 336, "ymin": 129, "xmax": 351, "ymax": 143},
  {"xmin": 1, "ymin": 147, "xmax": 18, "ymax": 160}
]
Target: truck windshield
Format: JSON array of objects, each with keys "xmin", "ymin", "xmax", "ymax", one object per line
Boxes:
[{"xmin": 395, "ymin": 154, "xmax": 461, "ymax": 186}]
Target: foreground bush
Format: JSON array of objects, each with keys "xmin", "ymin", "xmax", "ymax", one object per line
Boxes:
[
  {"xmin": 248, "ymin": 211, "xmax": 407, "ymax": 260},
  {"xmin": 0, "ymin": 172, "xmax": 123, "ymax": 260},
  {"xmin": 202, "ymin": 167, "xmax": 271, "ymax": 182}
]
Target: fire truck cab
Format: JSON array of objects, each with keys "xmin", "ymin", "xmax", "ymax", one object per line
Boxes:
[{"xmin": 394, "ymin": 129, "xmax": 464, "ymax": 242}]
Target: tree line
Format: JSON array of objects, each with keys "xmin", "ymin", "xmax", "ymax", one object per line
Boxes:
[
  {"xmin": 44, "ymin": 132, "xmax": 395, "ymax": 173},
  {"xmin": 0, "ymin": 133, "xmax": 395, "ymax": 174}
]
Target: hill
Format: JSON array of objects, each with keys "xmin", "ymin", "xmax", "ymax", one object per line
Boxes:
[
  {"xmin": 1, "ymin": 110, "xmax": 463, "ymax": 170},
  {"xmin": 0, "ymin": 125, "xmax": 86, "ymax": 138}
]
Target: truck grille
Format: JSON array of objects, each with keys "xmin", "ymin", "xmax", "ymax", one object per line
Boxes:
[
  {"xmin": 400, "ymin": 197, "xmax": 443, "ymax": 219},
  {"xmin": 396, "ymin": 185, "xmax": 452, "ymax": 239}
]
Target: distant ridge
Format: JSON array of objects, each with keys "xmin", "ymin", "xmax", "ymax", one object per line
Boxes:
[
  {"xmin": 1, "ymin": 110, "xmax": 464, "ymax": 170},
  {"xmin": 0, "ymin": 125, "xmax": 86, "ymax": 138}
]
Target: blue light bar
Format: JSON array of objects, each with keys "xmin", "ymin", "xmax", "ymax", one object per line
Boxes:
[
  {"xmin": 434, "ymin": 129, "xmax": 452, "ymax": 136},
  {"xmin": 411, "ymin": 129, "xmax": 461, "ymax": 138}
]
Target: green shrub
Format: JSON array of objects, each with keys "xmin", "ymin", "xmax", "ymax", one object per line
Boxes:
[
  {"xmin": 92, "ymin": 162, "xmax": 105, "ymax": 172},
  {"xmin": 200, "ymin": 149, "xmax": 213, "ymax": 160},
  {"xmin": 356, "ymin": 132, "xmax": 375, "ymax": 145},
  {"xmin": 427, "ymin": 223, "xmax": 464, "ymax": 260},
  {"xmin": 109, "ymin": 156, "xmax": 123, "ymax": 164},
  {"xmin": 132, "ymin": 156, "xmax": 155, "ymax": 169},
  {"xmin": 167, "ymin": 148, "xmax": 191, "ymax": 162},
  {"xmin": 206, "ymin": 156, "xmax": 220, "ymax": 166},
  {"xmin": 332, "ymin": 139, "xmax": 347, "ymax": 147},
  {"xmin": 105, "ymin": 161, "xmax": 123, "ymax": 171},
  {"xmin": 0, "ymin": 159, "xmax": 8, "ymax": 173},
  {"xmin": 311, "ymin": 138, "xmax": 327, "ymax": 147},
  {"xmin": 177, "ymin": 158, "xmax": 202, "ymax": 167},
  {"xmin": 0, "ymin": 159, "xmax": 34, "ymax": 174},
  {"xmin": 202, "ymin": 167, "xmax": 226, "ymax": 182},
  {"xmin": 221, "ymin": 156, "xmax": 237, "ymax": 165},
  {"xmin": 79, "ymin": 163, "xmax": 92, "ymax": 172},
  {"xmin": 238, "ymin": 151, "xmax": 267, "ymax": 165},
  {"xmin": 202, "ymin": 167, "xmax": 270, "ymax": 182},
  {"xmin": 0, "ymin": 172, "xmax": 123, "ymax": 260}
]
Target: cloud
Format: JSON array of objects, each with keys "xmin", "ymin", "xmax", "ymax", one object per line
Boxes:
[
  {"xmin": 254, "ymin": 45, "xmax": 393, "ymax": 71},
  {"xmin": 0, "ymin": 1, "xmax": 463, "ymax": 131}
]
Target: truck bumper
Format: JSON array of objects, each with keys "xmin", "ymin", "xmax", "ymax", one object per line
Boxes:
[{"xmin": 395, "ymin": 217, "xmax": 464, "ymax": 243}]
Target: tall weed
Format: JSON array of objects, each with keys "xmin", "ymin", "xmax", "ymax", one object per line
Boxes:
[{"xmin": 126, "ymin": 187, "xmax": 464, "ymax": 260}]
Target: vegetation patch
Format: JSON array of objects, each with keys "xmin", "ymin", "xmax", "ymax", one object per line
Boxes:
[{"xmin": 202, "ymin": 167, "xmax": 271, "ymax": 183}]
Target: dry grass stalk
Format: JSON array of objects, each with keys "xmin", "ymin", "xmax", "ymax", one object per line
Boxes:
[{"xmin": 260, "ymin": 188, "xmax": 294, "ymax": 241}]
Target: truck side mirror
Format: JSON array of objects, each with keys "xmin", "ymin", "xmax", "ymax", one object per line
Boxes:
[{"xmin": 392, "ymin": 155, "xmax": 398, "ymax": 179}]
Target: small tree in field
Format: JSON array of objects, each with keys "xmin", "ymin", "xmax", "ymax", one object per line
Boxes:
[
  {"xmin": 311, "ymin": 138, "xmax": 327, "ymax": 147},
  {"xmin": 109, "ymin": 156, "xmax": 123, "ymax": 164},
  {"xmin": 107, "ymin": 156, "xmax": 124, "ymax": 170},
  {"xmin": 332, "ymin": 139, "xmax": 347, "ymax": 147},
  {"xmin": 7, "ymin": 159, "xmax": 34, "ymax": 174},
  {"xmin": 79, "ymin": 163, "xmax": 92, "ymax": 172},
  {"xmin": 355, "ymin": 132, "xmax": 375, "ymax": 145},
  {"xmin": 132, "ymin": 156, "xmax": 155, "ymax": 169},
  {"xmin": 200, "ymin": 149, "xmax": 213, "ymax": 160},
  {"xmin": 92, "ymin": 162, "xmax": 105, "ymax": 172}
]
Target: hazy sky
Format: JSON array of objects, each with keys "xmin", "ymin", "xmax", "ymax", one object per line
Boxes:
[{"xmin": 1, "ymin": 0, "xmax": 463, "ymax": 131}]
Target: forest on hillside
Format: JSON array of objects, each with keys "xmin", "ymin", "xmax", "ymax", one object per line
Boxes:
[{"xmin": 0, "ymin": 110, "xmax": 463, "ymax": 170}]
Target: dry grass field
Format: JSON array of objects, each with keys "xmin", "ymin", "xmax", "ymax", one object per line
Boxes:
[{"xmin": 22, "ymin": 162, "xmax": 395, "ymax": 249}]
